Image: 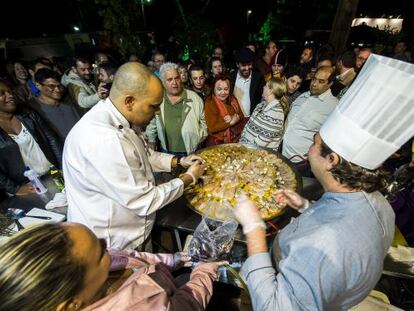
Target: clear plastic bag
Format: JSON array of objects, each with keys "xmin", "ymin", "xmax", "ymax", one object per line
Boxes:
[{"xmin": 188, "ymin": 216, "xmax": 238, "ymax": 262}]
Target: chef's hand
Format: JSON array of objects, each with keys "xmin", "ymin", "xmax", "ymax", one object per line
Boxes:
[
  {"xmin": 223, "ymin": 115, "xmax": 232, "ymax": 123},
  {"xmin": 233, "ymin": 194, "xmax": 265, "ymax": 234},
  {"xmin": 274, "ymin": 189, "xmax": 309, "ymax": 212},
  {"xmin": 183, "ymin": 161, "xmax": 205, "ymax": 185},
  {"xmin": 179, "ymin": 155, "xmax": 203, "ymax": 168},
  {"xmin": 173, "ymin": 251, "xmax": 192, "ymax": 269}
]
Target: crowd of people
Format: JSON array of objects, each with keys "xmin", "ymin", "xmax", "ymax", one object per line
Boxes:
[{"xmin": 0, "ymin": 36, "xmax": 413, "ymax": 310}]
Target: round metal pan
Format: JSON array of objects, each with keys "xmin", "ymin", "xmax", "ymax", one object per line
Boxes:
[{"xmin": 184, "ymin": 143, "xmax": 302, "ymax": 221}]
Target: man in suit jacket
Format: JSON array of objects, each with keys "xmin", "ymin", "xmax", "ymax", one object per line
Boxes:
[{"xmin": 230, "ymin": 47, "xmax": 265, "ymax": 117}]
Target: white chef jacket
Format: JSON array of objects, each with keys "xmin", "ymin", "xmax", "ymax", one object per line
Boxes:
[{"xmin": 63, "ymin": 98, "xmax": 184, "ymax": 250}]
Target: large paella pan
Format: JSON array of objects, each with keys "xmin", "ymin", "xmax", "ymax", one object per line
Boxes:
[{"xmin": 184, "ymin": 143, "xmax": 302, "ymax": 221}]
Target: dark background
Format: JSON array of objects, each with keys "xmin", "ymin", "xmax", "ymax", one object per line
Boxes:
[{"xmin": 1, "ymin": 0, "xmax": 413, "ymax": 61}]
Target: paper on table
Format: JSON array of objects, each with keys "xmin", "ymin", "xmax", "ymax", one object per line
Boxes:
[{"xmin": 18, "ymin": 208, "xmax": 66, "ymax": 228}]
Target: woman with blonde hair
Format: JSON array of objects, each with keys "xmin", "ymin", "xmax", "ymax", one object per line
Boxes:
[
  {"xmin": 240, "ymin": 77, "xmax": 286, "ymax": 151},
  {"xmin": 0, "ymin": 223, "xmax": 224, "ymax": 311}
]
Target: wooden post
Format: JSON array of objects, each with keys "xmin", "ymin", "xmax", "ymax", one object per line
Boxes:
[{"xmin": 329, "ymin": 0, "xmax": 359, "ymax": 54}]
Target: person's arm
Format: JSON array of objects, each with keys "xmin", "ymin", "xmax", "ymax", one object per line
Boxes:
[
  {"xmin": 145, "ymin": 116, "xmax": 159, "ymax": 144},
  {"xmin": 0, "ymin": 170, "xmax": 22, "ymax": 194},
  {"xmin": 195, "ymin": 98, "xmax": 208, "ymax": 142},
  {"xmin": 77, "ymin": 87, "xmax": 100, "ymax": 108},
  {"xmin": 109, "ymin": 249, "xmax": 192, "ymax": 271},
  {"xmin": 84, "ymin": 136, "xmax": 184, "ymax": 216},
  {"xmin": 108, "ymin": 249, "xmax": 175, "ymax": 271},
  {"xmin": 235, "ymin": 194, "xmax": 319, "ymax": 311},
  {"xmin": 30, "ymin": 110, "xmax": 63, "ymax": 168},
  {"xmin": 168, "ymin": 262, "xmax": 219, "ymax": 310},
  {"xmin": 68, "ymin": 83, "xmax": 100, "ymax": 109}
]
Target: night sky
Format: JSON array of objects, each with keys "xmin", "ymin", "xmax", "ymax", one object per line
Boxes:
[
  {"xmin": 1, "ymin": 0, "xmax": 410, "ymax": 39},
  {"xmin": 1, "ymin": 0, "xmax": 412, "ymax": 63}
]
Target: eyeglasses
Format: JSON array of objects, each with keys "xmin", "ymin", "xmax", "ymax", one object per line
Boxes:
[
  {"xmin": 41, "ymin": 83, "xmax": 64, "ymax": 91},
  {"xmin": 357, "ymin": 56, "xmax": 367, "ymax": 62}
]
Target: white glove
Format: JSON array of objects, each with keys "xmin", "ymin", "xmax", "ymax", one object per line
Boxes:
[
  {"xmin": 179, "ymin": 155, "xmax": 203, "ymax": 168},
  {"xmin": 273, "ymin": 189, "xmax": 309, "ymax": 212},
  {"xmin": 184, "ymin": 161, "xmax": 205, "ymax": 185},
  {"xmin": 173, "ymin": 251, "xmax": 193, "ymax": 269},
  {"xmin": 233, "ymin": 194, "xmax": 266, "ymax": 234}
]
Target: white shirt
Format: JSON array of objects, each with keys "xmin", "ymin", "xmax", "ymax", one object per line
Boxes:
[
  {"xmin": 10, "ymin": 123, "xmax": 51, "ymax": 176},
  {"xmin": 63, "ymin": 98, "xmax": 184, "ymax": 250},
  {"xmin": 234, "ymin": 72, "xmax": 252, "ymax": 116},
  {"xmin": 282, "ymin": 89, "xmax": 338, "ymax": 162}
]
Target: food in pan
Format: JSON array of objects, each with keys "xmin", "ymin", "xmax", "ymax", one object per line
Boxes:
[{"xmin": 184, "ymin": 144, "xmax": 298, "ymax": 220}]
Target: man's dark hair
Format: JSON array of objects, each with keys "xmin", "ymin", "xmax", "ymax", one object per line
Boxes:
[
  {"xmin": 98, "ymin": 62, "xmax": 118, "ymax": 77},
  {"xmin": 28, "ymin": 58, "xmax": 52, "ymax": 72},
  {"xmin": 34, "ymin": 68, "xmax": 61, "ymax": 84},
  {"xmin": 189, "ymin": 65, "xmax": 204, "ymax": 75},
  {"xmin": 320, "ymin": 139, "xmax": 389, "ymax": 193},
  {"xmin": 284, "ymin": 64, "xmax": 306, "ymax": 80},
  {"xmin": 72, "ymin": 56, "xmax": 91, "ymax": 68},
  {"xmin": 303, "ymin": 46, "xmax": 314, "ymax": 55},
  {"xmin": 339, "ymin": 51, "xmax": 356, "ymax": 68}
]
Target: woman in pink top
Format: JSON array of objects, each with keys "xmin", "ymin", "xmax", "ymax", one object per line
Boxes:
[{"xmin": 0, "ymin": 223, "xmax": 224, "ymax": 311}]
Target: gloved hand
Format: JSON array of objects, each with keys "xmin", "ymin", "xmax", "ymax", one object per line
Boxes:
[
  {"xmin": 184, "ymin": 161, "xmax": 205, "ymax": 185},
  {"xmin": 233, "ymin": 194, "xmax": 266, "ymax": 234},
  {"xmin": 173, "ymin": 251, "xmax": 193, "ymax": 269},
  {"xmin": 179, "ymin": 155, "xmax": 203, "ymax": 168},
  {"xmin": 273, "ymin": 189, "xmax": 309, "ymax": 212}
]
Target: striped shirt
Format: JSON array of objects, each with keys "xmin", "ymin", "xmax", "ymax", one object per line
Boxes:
[{"xmin": 240, "ymin": 99, "xmax": 284, "ymax": 151}]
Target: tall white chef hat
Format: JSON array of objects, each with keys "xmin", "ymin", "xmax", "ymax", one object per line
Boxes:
[{"xmin": 320, "ymin": 54, "xmax": 414, "ymax": 170}]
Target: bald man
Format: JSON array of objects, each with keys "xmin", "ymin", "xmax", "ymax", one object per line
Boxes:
[{"xmin": 63, "ymin": 62, "xmax": 204, "ymax": 250}]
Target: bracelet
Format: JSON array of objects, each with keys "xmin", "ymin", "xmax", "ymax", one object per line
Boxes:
[
  {"xmin": 243, "ymin": 221, "xmax": 266, "ymax": 234},
  {"xmin": 298, "ymin": 199, "xmax": 310, "ymax": 213}
]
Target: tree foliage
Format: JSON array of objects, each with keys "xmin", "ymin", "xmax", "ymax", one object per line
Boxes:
[
  {"xmin": 257, "ymin": 0, "xmax": 339, "ymax": 43},
  {"xmin": 94, "ymin": 0, "xmax": 141, "ymax": 58},
  {"xmin": 173, "ymin": 0, "xmax": 217, "ymax": 62}
]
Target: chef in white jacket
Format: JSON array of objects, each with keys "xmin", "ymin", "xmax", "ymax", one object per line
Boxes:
[{"xmin": 63, "ymin": 62, "xmax": 204, "ymax": 250}]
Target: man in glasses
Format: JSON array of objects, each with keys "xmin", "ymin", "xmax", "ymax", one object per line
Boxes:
[{"xmin": 29, "ymin": 68, "xmax": 80, "ymax": 143}]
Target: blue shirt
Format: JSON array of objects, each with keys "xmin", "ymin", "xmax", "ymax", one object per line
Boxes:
[{"xmin": 241, "ymin": 191, "xmax": 395, "ymax": 310}]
